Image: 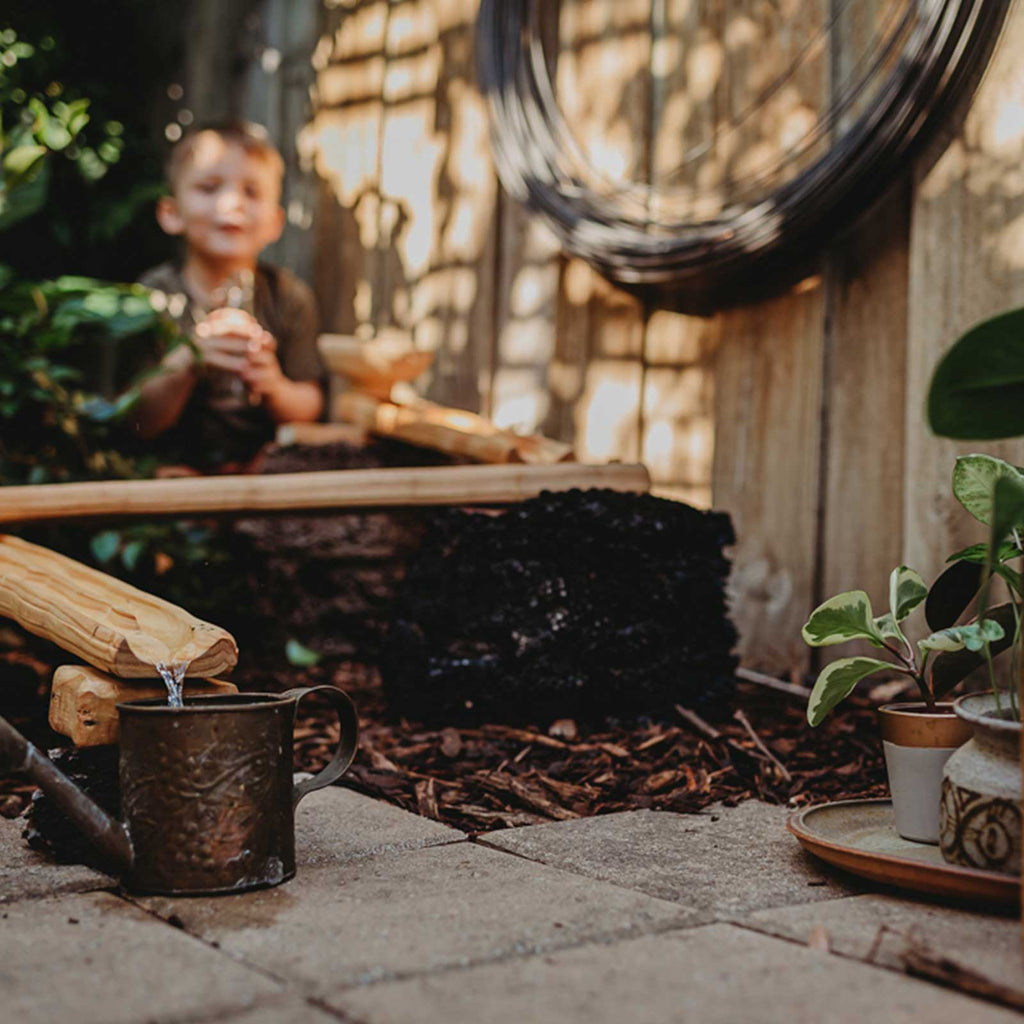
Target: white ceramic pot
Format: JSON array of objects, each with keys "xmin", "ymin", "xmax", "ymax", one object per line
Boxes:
[
  {"xmin": 878, "ymin": 703, "xmax": 971, "ymax": 844},
  {"xmin": 939, "ymin": 693, "xmax": 1022, "ymax": 876}
]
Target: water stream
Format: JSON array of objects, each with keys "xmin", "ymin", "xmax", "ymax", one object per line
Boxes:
[{"xmin": 155, "ymin": 661, "xmax": 188, "ymax": 707}]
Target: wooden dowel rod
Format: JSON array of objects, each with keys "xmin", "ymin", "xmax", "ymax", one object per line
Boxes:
[{"xmin": 0, "ymin": 463, "xmax": 651, "ymax": 525}]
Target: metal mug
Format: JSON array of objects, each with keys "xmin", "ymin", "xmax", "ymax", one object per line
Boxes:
[{"xmin": 114, "ymin": 687, "xmax": 358, "ymax": 895}]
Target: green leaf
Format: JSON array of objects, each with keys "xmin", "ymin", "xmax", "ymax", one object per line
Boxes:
[
  {"xmin": 89, "ymin": 530, "xmax": 120, "ymax": 564},
  {"xmin": 952, "ymin": 454, "xmax": 1024, "ymax": 524},
  {"xmin": 918, "ymin": 628, "xmax": 969, "ymax": 654},
  {"xmin": 807, "ymin": 657, "xmax": 892, "ymax": 727},
  {"xmin": 930, "ymin": 603, "xmax": 1017, "ymax": 698},
  {"xmin": 947, "ymin": 541, "xmax": 1019, "ymax": 564},
  {"xmin": 873, "ymin": 613, "xmax": 901, "ymax": 642},
  {"xmin": 929, "ymin": 309, "xmax": 1024, "ymax": 439},
  {"xmin": 285, "ymin": 639, "xmax": 320, "ymax": 668},
  {"xmin": 925, "ymin": 560, "xmax": 981, "ymax": 632},
  {"xmin": 889, "ymin": 565, "xmax": 926, "ymax": 622},
  {"xmin": 802, "ymin": 591, "xmax": 882, "ymax": 647},
  {"xmin": 917, "ymin": 620, "xmax": 1003, "ymax": 655},
  {"xmin": 0, "ymin": 157, "xmax": 49, "ymax": 230},
  {"xmin": 3, "ymin": 143, "xmax": 47, "ymax": 178},
  {"xmin": 990, "ymin": 474, "xmax": 1024, "ymax": 553},
  {"xmin": 120, "ymin": 539, "xmax": 145, "ymax": 572}
]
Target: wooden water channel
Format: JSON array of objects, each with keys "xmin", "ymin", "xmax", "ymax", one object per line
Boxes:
[{"xmin": 185, "ymin": 0, "xmax": 1024, "ymax": 675}]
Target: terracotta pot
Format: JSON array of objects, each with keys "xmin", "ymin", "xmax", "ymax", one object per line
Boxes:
[
  {"xmin": 878, "ymin": 703, "xmax": 971, "ymax": 844},
  {"xmin": 939, "ymin": 693, "xmax": 1022, "ymax": 876}
]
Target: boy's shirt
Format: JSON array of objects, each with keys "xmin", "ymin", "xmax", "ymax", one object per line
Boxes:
[{"xmin": 138, "ymin": 261, "xmax": 324, "ymax": 469}]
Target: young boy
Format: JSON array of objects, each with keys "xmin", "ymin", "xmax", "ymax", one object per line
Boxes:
[{"xmin": 135, "ymin": 121, "xmax": 323, "ymax": 470}]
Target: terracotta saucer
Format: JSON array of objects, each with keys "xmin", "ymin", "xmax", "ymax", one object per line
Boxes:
[{"xmin": 787, "ymin": 798, "xmax": 1018, "ymax": 910}]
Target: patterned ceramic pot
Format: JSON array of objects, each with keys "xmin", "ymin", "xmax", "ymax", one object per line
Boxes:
[
  {"xmin": 939, "ymin": 693, "xmax": 1021, "ymax": 876},
  {"xmin": 878, "ymin": 703, "xmax": 971, "ymax": 844}
]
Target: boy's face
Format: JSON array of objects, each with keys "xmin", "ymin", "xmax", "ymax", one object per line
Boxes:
[{"xmin": 157, "ymin": 134, "xmax": 285, "ymax": 266}]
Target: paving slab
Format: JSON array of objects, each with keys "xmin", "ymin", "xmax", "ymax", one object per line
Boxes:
[
  {"xmin": 296, "ymin": 783, "xmax": 464, "ymax": 867},
  {"xmin": 744, "ymin": 893, "xmax": 1024, "ymax": 998},
  {"xmin": 327, "ymin": 921, "xmax": 1021, "ymax": 1024},
  {"xmin": 202, "ymin": 997, "xmax": 343, "ymax": 1023},
  {"xmin": 0, "ymin": 891, "xmax": 282, "ymax": 1024},
  {"xmin": 139, "ymin": 840, "xmax": 701, "ymax": 992},
  {"xmin": 0, "ymin": 813, "xmax": 113, "ymax": 903},
  {"xmin": 481, "ymin": 801, "xmax": 859, "ymax": 914}
]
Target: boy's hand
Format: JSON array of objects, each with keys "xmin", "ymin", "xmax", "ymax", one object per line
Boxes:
[
  {"xmin": 194, "ymin": 308, "xmax": 265, "ymax": 375},
  {"xmin": 240, "ymin": 332, "xmax": 286, "ymax": 397}
]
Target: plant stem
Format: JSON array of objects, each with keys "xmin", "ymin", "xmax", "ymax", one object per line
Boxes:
[{"xmin": 984, "ymin": 641, "xmax": 1004, "ymax": 718}]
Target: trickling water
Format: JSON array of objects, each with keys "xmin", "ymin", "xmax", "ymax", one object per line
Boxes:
[{"xmin": 156, "ymin": 661, "xmax": 188, "ymax": 707}]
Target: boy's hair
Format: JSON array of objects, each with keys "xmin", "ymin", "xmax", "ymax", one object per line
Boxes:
[{"xmin": 166, "ymin": 120, "xmax": 285, "ymax": 193}]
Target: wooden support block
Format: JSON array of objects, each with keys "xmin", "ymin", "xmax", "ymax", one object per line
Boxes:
[
  {"xmin": 276, "ymin": 422, "xmax": 369, "ymax": 447},
  {"xmin": 336, "ymin": 391, "xmax": 575, "ymax": 465},
  {"xmin": 0, "ymin": 463, "xmax": 649, "ymax": 525},
  {"xmin": 49, "ymin": 665, "xmax": 238, "ymax": 747},
  {"xmin": 0, "ymin": 535, "xmax": 238, "ymax": 678}
]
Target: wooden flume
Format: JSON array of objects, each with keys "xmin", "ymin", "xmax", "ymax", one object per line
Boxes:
[
  {"xmin": 0, "ymin": 462, "xmax": 650, "ymax": 524},
  {"xmin": 0, "ymin": 535, "xmax": 238, "ymax": 678},
  {"xmin": 49, "ymin": 665, "xmax": 237, "ymax": 747}
]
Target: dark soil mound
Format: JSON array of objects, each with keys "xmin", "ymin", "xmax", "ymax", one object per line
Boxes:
[{"xmin": 382, "ymin": 489, "xmax": 738, "ymax": 725}]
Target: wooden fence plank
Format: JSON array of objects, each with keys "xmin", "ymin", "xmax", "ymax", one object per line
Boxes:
[
  {"xmin": 820, "ymin": 183, "xmax": 910, "ymax": 618},
  {"xmin": 818, "ymin": 1, "xmax": 912, "ymax": 624},
  {"xmin": 904, "ymin": 13, "xmax": 1024, "ymax": 584},
  {"xmin": 374, "ymin": 0, "xmax": 498, "ymax": 413},
  {"xmin": 712, "ymin": 281, "xmax": 826, "ymax": 674},
  {"xmin": 545, "ymin": 0, "xmax": 651, "ymax": 459},
  {"xmin": 307, "ymin": 0, "xmax": 390, "ymax": 337}
]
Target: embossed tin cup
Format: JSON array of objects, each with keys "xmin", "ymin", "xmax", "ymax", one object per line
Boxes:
[{"xmin": 116, "ymin": 686, "xmax": 358, "ymax": 896}]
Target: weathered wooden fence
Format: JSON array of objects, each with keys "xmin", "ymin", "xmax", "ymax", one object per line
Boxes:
[{"xmin": 240, "ymin": 0, "xmax": 1024, "ymax": 676}]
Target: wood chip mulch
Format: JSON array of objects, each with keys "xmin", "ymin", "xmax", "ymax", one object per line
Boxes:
[
  {"xmin": 0, "ymin": 652, "xmax": 890, "ymax": 830},
  {"xmin": 291, "ymin": 666, "xmax": 890, "ymax": 833}
]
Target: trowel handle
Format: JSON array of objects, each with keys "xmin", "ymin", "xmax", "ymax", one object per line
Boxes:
[{"xmin": 282, "ymin": 686, "xmax": 360, "ymax": 807}]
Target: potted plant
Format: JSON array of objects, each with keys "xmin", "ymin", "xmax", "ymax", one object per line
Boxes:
[
  {"xmin": 927, "ymin": 312, "xmax": 1024, "ymax": 874},
  {"xmin": 802, "ymin": 561, "xmax": 1004, "ymax": 843}
]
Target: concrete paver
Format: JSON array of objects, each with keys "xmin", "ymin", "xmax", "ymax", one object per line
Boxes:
[
  {"xmin": 481, "ymin": 801, "xmax": 859, "ymax": 914},
  {"xmin": 139, "ymin": 840, "xmax": 702, "ymax": 993},
  {"xmin": 296, "ymin": 783, "xmax": 464, "ymax": 867},
  {"xmin": 201, "ymin": 997, "xmax": 344, "ymax": 1023},
  {"xmin": 744, "ymin": 893, "xmax": 1024, "ymax": 997},
  {"xmin": 328, "ymin": 921, "xmax": 1022, "ymax": 1024},
  {"xmin": 0, "ymin": 813, "xmax": 112, "ymax": 903},
  {"xmin": 0, "ymin": 891, "xmax": 282, "ymax": 1024}
]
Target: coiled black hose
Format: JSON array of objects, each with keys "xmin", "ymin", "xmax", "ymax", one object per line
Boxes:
[{"xmin": 476, "ymin": 0, "xmax": 1007, "ymax": 306}]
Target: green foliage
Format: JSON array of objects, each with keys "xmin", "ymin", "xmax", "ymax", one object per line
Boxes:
[
  {"xmin": 0, "ymin": 30, "xmax": 183, "ymax": 484},
  {"xmin": 0, "ymin": 273, "xmax": 181, "ymax": 482},
  {"xmin": 890, "ymin": 566, "xmax": 928, "ymax": 622},
  {"xmin": 801, "ymin": 592, "xmax": 883, "ymax": 648},
  {"xmin": 928, "ymin": 309, "xmax": 1024, "ymax": 440},
  {"xmin": 802, "ymin": 559, "xmax": 1007, "ymax": 725},
  {"xmin": 285, "ymin": 639, "xmax": 321, "ymax": 668},
  {"xmin": 951, "ymin": 454, "xmax": 1024, "ymax": 525},
  {"xmin": 806, "ymin": 658, "xmax": 892, "ymax": 728},
  {"xmin": 0, "ymin": 31, "xmax": 125, "ymax": 232}
]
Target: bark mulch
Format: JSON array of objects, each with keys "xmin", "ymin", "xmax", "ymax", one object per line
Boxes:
[
  {"xmin": 0, "ymin": 649, "xmax": 890, "ymax": 835},
  {"xmin": 293, "ymin": 664, "xmax": 889, "ymax": 833}
]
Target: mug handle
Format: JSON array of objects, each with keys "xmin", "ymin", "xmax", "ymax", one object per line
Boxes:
[{"xmin": 281, "ymin": 685, "xmax": 360, "ymax": 808}]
